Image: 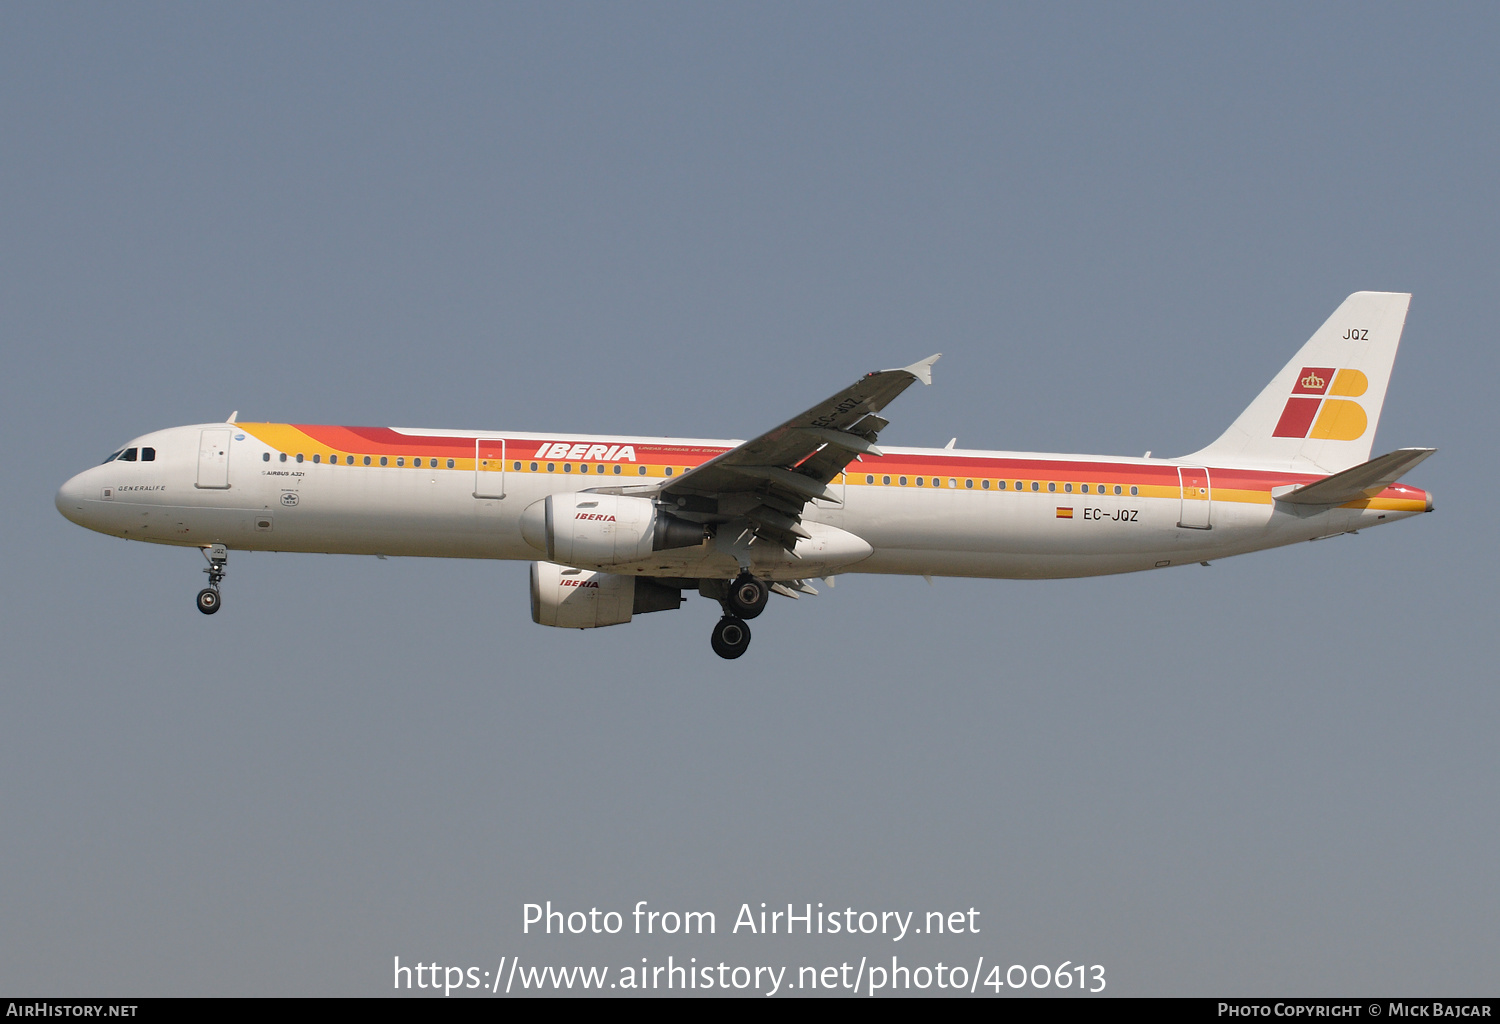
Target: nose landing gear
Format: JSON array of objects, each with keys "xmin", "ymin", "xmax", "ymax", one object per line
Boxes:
[{"xmin": 197, "ymin": 544, "xmax": 227, "ymax": 615}]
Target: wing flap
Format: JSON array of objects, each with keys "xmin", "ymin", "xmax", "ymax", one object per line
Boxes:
[{"xmin": 661, "ymin": 354, "xmax": 939, "ymax": 549}]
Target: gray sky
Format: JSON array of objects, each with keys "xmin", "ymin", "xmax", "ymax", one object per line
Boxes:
[{"xmin": 2, "ymin": 3, "xmax": 1495, "ymax": 996}]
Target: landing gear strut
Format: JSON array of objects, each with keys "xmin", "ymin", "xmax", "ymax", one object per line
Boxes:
[
  {"xmin": 197, "ymin": 544, "xmax": 227, "ymax": 615},
  {"xmin": 711, "ymin": 615, "xmax": 752, "ymax": 660}
]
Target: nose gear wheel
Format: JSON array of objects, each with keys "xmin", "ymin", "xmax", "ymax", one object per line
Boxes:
[{"xmin": 197, "ymin": 544, "xmax": 228, "ymax": 616}]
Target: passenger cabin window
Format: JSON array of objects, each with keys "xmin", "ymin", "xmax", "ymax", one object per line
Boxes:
[
  {"xmin": 379, "ymin": 456, "xmax": 388, "ymax": 466},
  {"xmin": 446, "ymin": 459, "xmax": 454, "ymax": 468},
  {"xmin": 261, "ymin": 452, "xmax": 269, "ymax": 462},
  {"xmin": 313, "ymin": 454, "xmax": 321, "ymax": 463},
  {"xmin": 363, "ymin": 456, "xmax": 371, "ymax": 466},
  {"xmin": 982, "ymin": 479, "xmax": 990, "ymax": 489},
  {"xmin": 295, "ymin": 453, "xmax": 304, "ymax": 463},
  {"xmin": 280, "ymin": 453, "xmax": 287, "ymax": 462},
  {"xmin": 1130, "ymin": 486, "xmax": 1138, "ymax": 495}
]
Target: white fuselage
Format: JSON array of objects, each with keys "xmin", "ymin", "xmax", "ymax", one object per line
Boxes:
[{"xmin": 55, "ymin": 423, "xmax": 1431, "ymax": 582}]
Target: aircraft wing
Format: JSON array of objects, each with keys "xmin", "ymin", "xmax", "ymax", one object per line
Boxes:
[{"xmin": 650, "ymin": 354, "xmax": 939, "ymax": 549}]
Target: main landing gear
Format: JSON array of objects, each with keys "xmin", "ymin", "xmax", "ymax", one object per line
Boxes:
[
  {"xmin": 709, "ymin": 572, "xmax": 767, "ymax": 660},
  {"xmin": 711, "ymin": 615, "xmax": 751, "ymax": 660},
  {"xmin": 726, "ymin": 572, "xmax": 769, "ymax": 619},
  {"xmin": 197, "ymin": 543, "xmax": 227, "ymax": 615}
]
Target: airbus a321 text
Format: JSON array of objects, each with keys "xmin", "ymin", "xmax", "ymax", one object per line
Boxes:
[{"xmin": 57, "ymin": 291, "xmax": 1433, "ymax": 659}]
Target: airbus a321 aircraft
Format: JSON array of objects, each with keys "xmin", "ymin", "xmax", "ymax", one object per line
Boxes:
[{"xmin": 57, "ymin": 291, "xmax": 1433, "ymax": 659}]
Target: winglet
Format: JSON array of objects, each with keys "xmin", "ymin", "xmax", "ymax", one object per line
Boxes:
[
  {"xmin": 226, "ymin": 411, "xmax": 238, "ymax": 423},
  {"xmin": 902, "ymin": 353, "xmax": 941, "ymax": 386}
]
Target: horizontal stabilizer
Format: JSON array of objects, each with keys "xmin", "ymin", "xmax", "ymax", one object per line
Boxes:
[{"xmin": 1273, "ymin": 447, "xmax": 1435, "ymax": 506}]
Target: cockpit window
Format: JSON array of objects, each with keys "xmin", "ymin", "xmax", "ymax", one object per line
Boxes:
[{"xmin": 102, "ymin": 446, "xmax": 154, "ymax": 463}]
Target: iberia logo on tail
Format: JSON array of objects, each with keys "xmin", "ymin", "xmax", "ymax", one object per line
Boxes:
[{"xmin": 1272, "ymin": 367, "xmax": 1369, "ymax": 440}]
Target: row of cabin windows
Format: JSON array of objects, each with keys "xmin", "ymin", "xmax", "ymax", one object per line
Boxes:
[
  {"xmin": 264, "ymin": 452, "xmax": 455, "ymax": 467},
  {"xmin": 103, "ymin": 447, "xmax": 156, "ymax": 463},
  {"xmin": 519, "ymin": 462, "xmax": 653, "ymax": 475},
  {"xmin": 250, "ymin": 450, "xmax": 1142, "ymax": 496},
  {"xmin": 244, "ymin": 453, "xmax": 1153, "ymax": 498},
  {"xmin": 258, "ymin": 452, "xmax": 677, "ymax": 476},
  {"xmin": 862, "ymin": 473, "xmax": 1137, "ymax": 496}
]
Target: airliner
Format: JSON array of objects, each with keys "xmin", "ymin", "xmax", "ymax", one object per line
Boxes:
[{"xmin": 56, "ymin": 291, "xmax": 1433, "ymax": 658}]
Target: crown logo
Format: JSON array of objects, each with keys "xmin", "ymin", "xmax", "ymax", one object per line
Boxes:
[{"xmin": 1300, "ymin": 371, "xmax": 1325, "ymax": 390}]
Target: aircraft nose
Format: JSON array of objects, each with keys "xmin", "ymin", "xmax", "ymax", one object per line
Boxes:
[{"xmin": 55, "ymin": 471, "xmax": 90, "ymax": 525}]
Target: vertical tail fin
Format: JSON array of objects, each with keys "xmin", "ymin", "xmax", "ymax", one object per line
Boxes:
[{"xmin": 1184, "ymin": 291, "xmax": 1412, "ymax": 473}]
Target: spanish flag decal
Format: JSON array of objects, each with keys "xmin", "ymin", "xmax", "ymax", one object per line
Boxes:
[{"xmin": 1056, "ymin": 507, "xmax": 1074, "ymax": 519}]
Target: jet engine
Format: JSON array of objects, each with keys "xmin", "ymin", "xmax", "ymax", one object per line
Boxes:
[
  {"xmin": 521, "ymin": 493, "xmax": 703, "ymax": 565},
  {"xmin": 530, "ymin": 561, "xmax": 684, "ymax": 629}
]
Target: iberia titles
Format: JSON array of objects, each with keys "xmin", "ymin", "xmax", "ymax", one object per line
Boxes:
[{"xmin": 533, "ymin": 443, "xmax": 638, "ymax": 462}]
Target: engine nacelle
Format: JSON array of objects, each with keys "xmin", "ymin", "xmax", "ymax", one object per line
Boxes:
[
  {"xmin": 530, "ymin": 561, "xmax": 683, "ymax": 629},
  {"xmin": 521, "ymin": 493, "xmax": 703, "ymax": 565}
]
